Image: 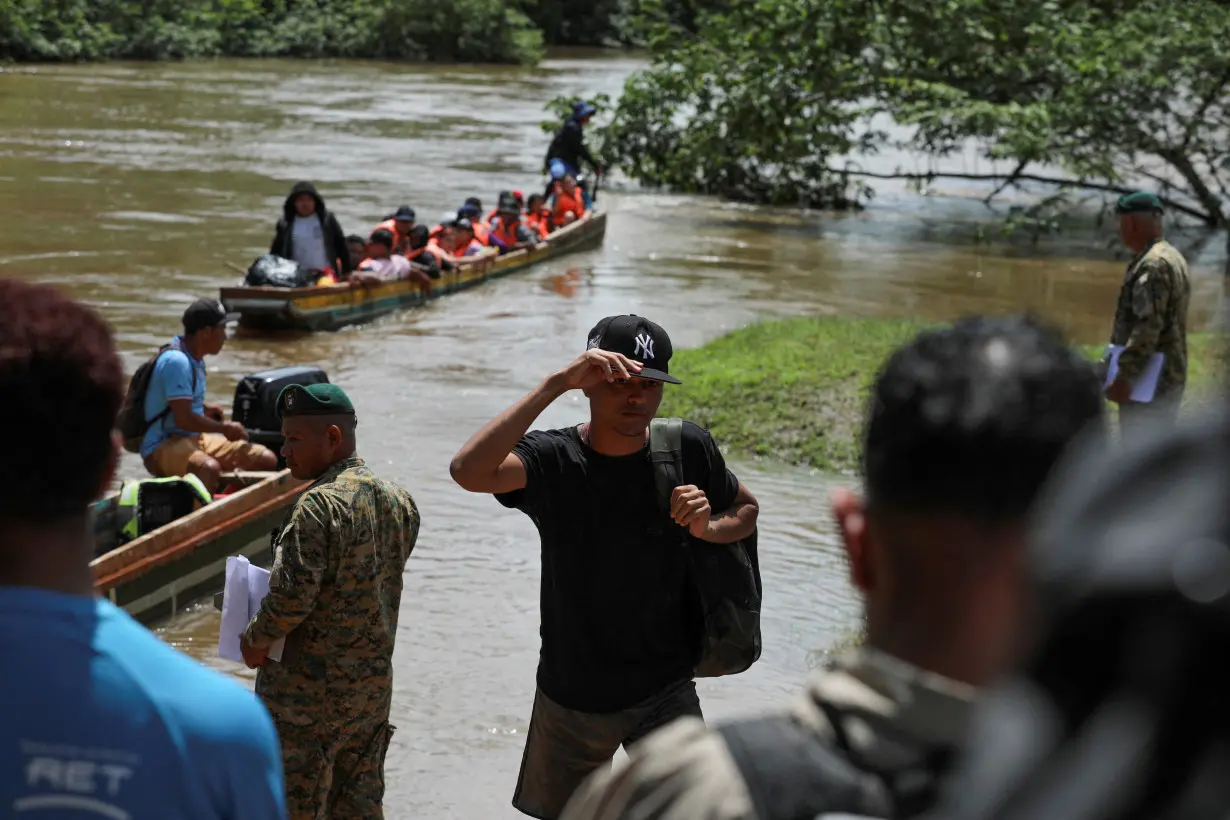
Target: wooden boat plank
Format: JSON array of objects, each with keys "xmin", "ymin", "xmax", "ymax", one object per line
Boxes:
[{"xmin": 91, "ymin": 470, "xmax": 306, "ymax": 592}]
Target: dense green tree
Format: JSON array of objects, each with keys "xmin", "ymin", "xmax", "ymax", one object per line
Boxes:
[{"xmin": 595, "ymin": 0, "xmax": 1230, "ymax": 226}]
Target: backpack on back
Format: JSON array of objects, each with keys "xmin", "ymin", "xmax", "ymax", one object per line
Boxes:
[
  {"xmin": 117, "ymin": 345, "xmax": 196, "ymax": 454},
  {"xmin": 649, "ymin": 417, "xmax": 762, "ymax": 678},
  {"xmin": 718, "ymin": 712, "xmax": 953, "ymax": 820}
]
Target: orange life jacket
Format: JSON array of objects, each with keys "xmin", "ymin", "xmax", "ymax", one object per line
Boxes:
[
  {"xmin": 551, "ymin": 186, "xmax": 585, "ymax": 223},
  {"xmin": 374, "ymin": 219, "xmax": 413, "ymax": 255},
  {"xmin": 461, "ymin": 238, "xmax": 486, "ymax": 257},
  {"xmin": 490, "ymin": 216, "xmax": 525, "ymax": 249},
  {"xmin": 526, "ymin": 209, "xmax": 552, "ymax": 238},
  {"xmin": 471, "ymin": 221, "xmax": 492, "ymax": 246},
  {"xmin": 426, "ymin": 238, "xmax": 456, "ymax": 265}
]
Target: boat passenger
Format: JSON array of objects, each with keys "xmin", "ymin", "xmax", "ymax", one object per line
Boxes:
[
  {"xmin": 550, "ymin": 173, "xmax": 587, "ymax": 228},
  {"xmin": 486, "ymin": 190, "xmax": 525, "ymax": 224},
  {"xmin": 407, "ymin": 224, "xmax": 448, "ymax": 277},
  {"xmin": 346, "ymin": 233, "xmax": 367, "ymax": 270},
  {"xmin": 489, "ymin": 192, "xmax": 541, "ymax": 254},
  {"xmin": 353, "ymin": 229, "xmax": 433, "ymax": 292},
  {"xmin": 0, "ymin": 279, "xmax": 286, "ymax": 820},
  {"xmin": 372, "ymin": 204, "xmax": 416, "ymax": 255},
  {"xmin": 545, "ymin": 100, "xmax": 602, "ymax": 206},
  {"xmin": 525, "ymin": 194, "xmax": 553, "ymax": 239},
  {"xmin": 444, "ymin": 218, "xmax": 489, "ymax": 258},
  {"xmin": 269, "ymin": 180, "xmax": 354, "ymax": 278},
  {"xmin": 459, "ymin": 202, "xmax": 492, "ymax": 246},
  {"xmin": 142, "ymin": 299, "xmax": 278, "ymax": 492}
]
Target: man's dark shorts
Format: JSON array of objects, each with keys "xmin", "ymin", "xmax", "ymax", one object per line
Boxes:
[{"xmin": 512, "ymin": 679, "xmax": 702, "ymax": 820}]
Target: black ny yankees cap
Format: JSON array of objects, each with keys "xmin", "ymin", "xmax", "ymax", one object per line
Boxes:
[{"xmin": 586, "ymin": 314, "xmax": 682, "ymax": 384}]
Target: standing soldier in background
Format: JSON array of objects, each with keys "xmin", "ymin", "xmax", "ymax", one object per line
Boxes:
[
  {"xmin": 1104, "ymin": 191, "xmax": 1191, "ymax": 433},
  {"xmin": 240, "ymin": 383, "xmax": 421, "ymax": 820}
]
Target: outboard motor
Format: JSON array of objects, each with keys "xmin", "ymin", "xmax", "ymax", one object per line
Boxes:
[{"xmin": 232, "ymin": 365, "xmax": 330, "ymax": 468}]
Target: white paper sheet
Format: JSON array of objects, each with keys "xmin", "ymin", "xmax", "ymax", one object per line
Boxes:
[
  {"xmin": 217, "ymin": 555, "xmax": 285, "ymax": 663},
  {"xmin": 1103, "ymin": 344, "xmax": 1165, "ymax": 403}
]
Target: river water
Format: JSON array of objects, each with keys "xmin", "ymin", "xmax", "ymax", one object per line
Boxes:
[{"xmin": 2, "ymin": 53, "xmax": 1226, "ymax": 817}]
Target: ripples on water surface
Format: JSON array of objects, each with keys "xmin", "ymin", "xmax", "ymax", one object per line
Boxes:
[{"xmin": 1, "ymin": 54, "xmax": 1226, "ymax": 817}]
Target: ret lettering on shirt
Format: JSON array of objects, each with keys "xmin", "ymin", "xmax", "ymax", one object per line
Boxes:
[
  {"xmin": 0, "ymin": 588, "xmax": 286, "ymax": 819},
  {"xmin": 495, "ymin": 420, "xmax": 740, "ymax": 713},
  {"xmin": 141, "ymin": 338, "xmax": 207, "ymax": 458},
  {"xmin": 291, "ymin": 214, "xmax": 330, "ymax": 271}
]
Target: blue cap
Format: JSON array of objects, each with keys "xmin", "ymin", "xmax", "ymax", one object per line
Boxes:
[
  {"xmin": 457, "ymin": 203, "xmax": 481, "ymax": 219},
  {"xmin": 572, "ymin": 101, "xmax": 597, "ymax": 120}
]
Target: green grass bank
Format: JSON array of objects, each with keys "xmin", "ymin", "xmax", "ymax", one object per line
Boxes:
[{"xmin": 659, "ymin": 316, "xmax": 1225, "ymax": 474}]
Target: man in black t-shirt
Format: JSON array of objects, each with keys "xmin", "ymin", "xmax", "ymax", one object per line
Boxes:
[{"xmin": 450, "ymin": 314, "xmax": 760, "ymax": 820}]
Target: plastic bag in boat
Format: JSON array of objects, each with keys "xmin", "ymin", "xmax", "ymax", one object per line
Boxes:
[{"xmin": 245, "ymin": 254, "xmax": 319, "ymax": 288}]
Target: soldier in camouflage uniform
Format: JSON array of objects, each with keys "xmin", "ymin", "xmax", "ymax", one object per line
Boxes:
[
  {"xmin": 1105, "ymin": 191, "xmax": 1191, "ymax": 435},
  {"xmin": 239, "ymin": 383, "xmax": 420, "ymax": 820}
]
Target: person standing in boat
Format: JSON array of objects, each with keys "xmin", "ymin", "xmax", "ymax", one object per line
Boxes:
[
  {"xmin": 239, "ymin": 383, "xmax": 420, "ymax": 820},
  {"xmin": 545, "ymin": 100, "xmax": 602, "ymax": 207},
  {"xmin": 0, "ymin": 279, "xmax": 286, "ymax": 820},
  {"xmin": 449, "ymin": 315, "xmax": 760, "ymax": 820},
  {"xmin": 270, "ymin": 180, "xmax": 355, "ymax": 279},
  {"xmin": 142, "ymin": 298, "xmax": 278, "ymax": 492}
]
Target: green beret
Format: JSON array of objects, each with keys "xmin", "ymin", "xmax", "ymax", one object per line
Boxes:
[
  {"xmin": 276, "ymin": 383, "xmax": 355, "ymax": 419},
  {"xmin": 1115, "ymin": 191, "xmax": 1163, "ymax": 215}
]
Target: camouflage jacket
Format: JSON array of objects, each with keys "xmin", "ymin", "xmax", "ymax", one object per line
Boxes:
[
  {"xmin": 560, "ymin": 648, "xmax": 975, "ymax": 820},
  {"xmin": 1109, "ymin": 238, "xmax": 1191, "ymax": 400},
  {"xmin": 243, "ymin": 456, "xmax": 420, "ymax": 727}
]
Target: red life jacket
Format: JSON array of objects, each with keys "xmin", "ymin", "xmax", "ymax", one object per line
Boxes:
[
  {"xmin": 491, "ymin": 216, "xmax": 524, "ymax": 249},
  {"xmin": 551, "ymin": 186, "xmax": 585, "ymax": 223}
]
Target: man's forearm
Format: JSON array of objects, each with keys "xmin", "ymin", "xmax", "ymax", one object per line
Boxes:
[
  {"xmin": 701, "ymin": 501, "xmax": 759, "ymax": 544},
  {"xmin": 450, "ymin": 374, "xmax": 566, "ymax": 488},
  {"xmin": 173, "ymin": 411, "xmax": 231, "ymax": 435}
]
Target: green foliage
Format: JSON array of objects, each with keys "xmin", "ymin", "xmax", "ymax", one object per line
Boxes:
[
  {"xmin": 598, "ymin": 0, "xmax": 1230, "ymax": 220},
  {"xmin": 523, "ymin": 0, "xmax": 637, "ymax": 47},
  {"xmin": 662, "ymin": 316, "xmax": 1224, "ymax": 473},
  {"xmin": 0, "ymin": 0, "xmax": 544, "ymax": 64}
]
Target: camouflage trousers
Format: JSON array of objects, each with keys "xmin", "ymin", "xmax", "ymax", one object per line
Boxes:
[{"xmin": 274, "ymin": 717, "xmax": 396, "ymax": 820}]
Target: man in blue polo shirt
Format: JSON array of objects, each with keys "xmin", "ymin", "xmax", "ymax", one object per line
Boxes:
[
  {"xmin": 142, "ymin": 298, "xmax": 277, "ymax": 492},
  {"xmin": 0, "ymin": 280, "xmax": 287, "ymax": 819}
]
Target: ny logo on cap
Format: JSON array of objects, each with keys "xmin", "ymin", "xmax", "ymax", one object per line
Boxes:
[
  {"xmin": 587, "ymin": 335, "xmax": 601, "ymax": 350},
  {"xmin": 285, "ymin": 391, "xmax": 295, "ymax": 409},
  {"xmin": 633, "ymin": 332, "xmax": 654, "ymax": 360}
]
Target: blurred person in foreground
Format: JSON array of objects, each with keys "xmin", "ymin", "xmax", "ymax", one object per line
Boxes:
[
  {"xmin": 562, "ymin": 315, "xmax": 1106, "ymax": 820},
  {"xmin": 0, "ymin": 279, "xmax": 286, "ymax": 818},
  {"xmin": 915, "ymin": 396, "xmax": 1230, "ymax": 820}
]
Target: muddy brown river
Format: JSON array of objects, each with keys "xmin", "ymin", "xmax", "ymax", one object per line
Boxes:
[{"xmin": 2, "ymin": 54, "xmax": 1226, "ymax": 817}]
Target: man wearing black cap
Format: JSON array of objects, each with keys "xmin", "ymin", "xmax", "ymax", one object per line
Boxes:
[
  {"xmin": 451, "ymin": 315, "xmax": 760, "ymax": 820},
  {"xmin": 1105, "ymin": 191, "xmax": 1192, "ymax": 434},
  {"xmin": 373, "ymin": 204, "xmax": 416, "ymax": 255},
  {"xmin": 241, "ymin": 382, "xmax": 420, "ymax": 820},
  {"xmin": 141, "ymin": 298, "xmax": 277, "ymax": 491}
]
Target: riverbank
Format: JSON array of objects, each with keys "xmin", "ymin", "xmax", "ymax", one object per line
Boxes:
[{"xmin": 659, "ymin": 316, "xmax": 1225, "ymax": 473}]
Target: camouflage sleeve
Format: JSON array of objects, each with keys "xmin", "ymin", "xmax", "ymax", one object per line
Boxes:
[
  {"xmin": 560, "ymin": 717, "xmax": 756, "ymax": 820},
  {"xmin": 1117, "ymin": 260, "xmax": 1171, "ymax": 382},
  {"xmin": 243, "ymin": 492, "xmax": 330, "ymax": 649}
]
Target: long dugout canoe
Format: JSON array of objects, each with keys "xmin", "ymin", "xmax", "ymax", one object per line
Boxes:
[
  {"xmin": 91, "ymin": 470, "xmax": 306, "ymax": 625},
  {"xmin": 221, "ymin": 209, "xmax": 607, "ymax": 333}
]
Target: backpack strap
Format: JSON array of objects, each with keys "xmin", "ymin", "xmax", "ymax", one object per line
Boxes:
[
  {"xmin": 718, "ymin": 716, "xmax": 891, "ymax": 820},
  {"xmin": 146, "ymin": 343, "xmax": 199, "ymax": 432},
  {"xmin": 648, "ymin": 417, "xmax": 685, "ymax": 515}
]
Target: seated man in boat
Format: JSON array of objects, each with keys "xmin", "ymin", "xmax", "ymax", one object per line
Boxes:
[
  {"xmin": 142, "ymin": 299, "xmax": 278, "ymax": 492},
  {"xmin": 0, "ymin": 279, "xmax": 286, "ymax": 819},
  {"xmin": 442, "ymin": 217, "xmax": 490, "ymax": 258},
  {"xmin": 525, "ymin": 194, "xmax": 553, "ymax": 239},
  {"xmin": 488, "ymin": 192, "xmax": 541, "ymax": 254},
  {"xmin": 407, "ymin": 224, "xmax": 447, "ymax": 277},
  {"xmin": 346, "ymin": 234, "xmax": 368, "ymax": 271},
  {"xmin": 549, "ymin": 172, "xmax": 587, "ymax": 228},
  {"xmin": 269, "ymin": 180, "xmax": 354, "ymax": 280},
  {"xmin": 372, "ymin": 204, "xmax": 416, "ymax": 255},
  {"xmin": 352, "ymin": 228, "xmax": 433, "ymax": 291},
  {"xmin": 458, "ymin": 200, "xmax": 492, "ymax": 246},
  {"xmin": 485, "ymin": 190, "xmax": 526, "ymax": 224}
]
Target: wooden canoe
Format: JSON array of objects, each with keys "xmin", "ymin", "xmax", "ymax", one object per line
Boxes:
[
  {"xmin": 91, "ymin": 470, "xmax": 306, "ymax": 625},
  {"xmin": 220, "ymin": 209, "xmax": 608, "ymax": 333}
]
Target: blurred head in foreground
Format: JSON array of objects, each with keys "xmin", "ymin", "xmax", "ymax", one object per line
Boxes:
[
  {"xmin": 923, "ymin": 401, "xmax": 1230, "ymax": 820},
  {"xmin": 0, "ymin": 279, "xmax": 124, "ymax": 591},
  {"xmin": 836, "ymin": 314, "xmax": 1105, "ymax": 686}
]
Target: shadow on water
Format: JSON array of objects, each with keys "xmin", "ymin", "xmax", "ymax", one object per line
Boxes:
[{"xmin": 1, "ymin": 55, "xmax": 1226, "ymax": 817}]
